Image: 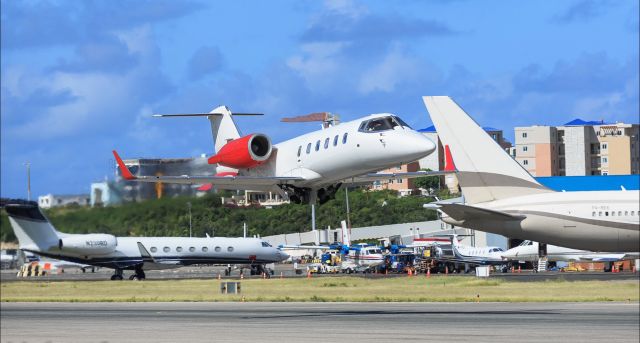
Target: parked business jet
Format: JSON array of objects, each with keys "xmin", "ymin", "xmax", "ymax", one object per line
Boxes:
[
  {"xmin": 5, "ymin": 203, "xmax": 288, "ymax": 280},
  {"xmin": 114, "ymin": 106, "xmax": 438, "ymax": 204},
  {"xmin": 423, "ymin": 96, "xmax": 640, "ymax": 252},
  {"xmin": 427, "ymin": 234, "xmax": 506, "ymax": 268},
  {"xmin": 502, "ymin": 240, "xmax": 635, "ymax": 264}
]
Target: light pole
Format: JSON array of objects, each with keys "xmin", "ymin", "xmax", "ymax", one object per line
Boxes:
[
  {"xmin": 24, "ymin": 162, "xmax": 31, "ymax": 201},
  {"xmin": 345, "ymin": 186, "xmax": 351, "ymax": 230},
  {"xmin": 187, "ymin": 202, "xmax": 192, "ymax": 237}
]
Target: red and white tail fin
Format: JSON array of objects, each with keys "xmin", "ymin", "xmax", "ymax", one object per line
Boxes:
[{"xmin": 341, "ymin": 220, "xmax": 351, "ymax": 246}]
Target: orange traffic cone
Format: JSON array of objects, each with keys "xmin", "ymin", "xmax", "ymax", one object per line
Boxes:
[
  {"xmin": 307, "ymin": 270, "xmax": 312, "ymax": 278},
  {"xmin": 426, "ymin": 269, "xmax": 431, "ymax": 278}
]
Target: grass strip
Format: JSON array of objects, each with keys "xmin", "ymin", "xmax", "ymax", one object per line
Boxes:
[{"xmin": 1, "ymin": 276, "xmax": 638, "ymax": 302}]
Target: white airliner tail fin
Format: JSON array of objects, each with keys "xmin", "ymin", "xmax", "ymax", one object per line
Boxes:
[
  {"xmin": 4, "ymin": 203, "xmax": 61, "ymax": 252},
  {"xmin": 423, "ymin": 96, "xmax": 553, "ymax": 204}
]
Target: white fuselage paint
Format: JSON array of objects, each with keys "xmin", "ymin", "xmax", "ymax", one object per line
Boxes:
[
  {"xmin": 343, "ymin": 246, "xmax": 385, "ymax": 268},
  {"xmin": 441, "ymin": 190, "xmax": 640, "ymax": 252},
  {"xmin": 243, "ymin": 114, "xmax": 436, "ymax": 187},
  {"xmin": 501, "ymin": 241, "xmax": 630, "ymax": 263},
  {"xmin": 28, "ymin": 234, "xmax": 287, "ymax": 270}
]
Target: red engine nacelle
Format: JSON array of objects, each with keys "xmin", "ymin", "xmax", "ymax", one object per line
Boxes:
[{"xmin": 208, "ymin": 133, "xmax": 273, "ymax": 169}]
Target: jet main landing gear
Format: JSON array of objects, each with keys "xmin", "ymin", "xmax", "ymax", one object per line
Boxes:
[{"xmin": 110, "ymin": 269, "xmax": 124, "ymax": 281}]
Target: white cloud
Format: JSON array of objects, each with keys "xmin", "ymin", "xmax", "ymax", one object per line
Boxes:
[
  {"xmin": 357, "ymin": 47, "xmax": 420, "ymax": 94},
  {"xmin": 286, "ymin": 42, "xmax": 349, "ymax": 92}
]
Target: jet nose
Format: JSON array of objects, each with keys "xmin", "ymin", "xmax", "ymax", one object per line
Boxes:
[
  {"xmin": 408, "ymin": 133, "xmax": 436, "ymax": 158},
  {"xmin": 277, "ymin": 250, "xmax": 290, "ymax": 261}
]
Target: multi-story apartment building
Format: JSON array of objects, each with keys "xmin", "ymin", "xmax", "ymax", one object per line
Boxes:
[
  {"xmin": 515, "ymin": 119, "xmax": 639, "ymax": 176},
  {"xmin": 370, "ymin": 162, "xmax": 421, "ymax": 196}
]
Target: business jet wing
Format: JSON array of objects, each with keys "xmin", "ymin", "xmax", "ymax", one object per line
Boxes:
[
  {"xmin": 113, "ymin": 151, "xmax": 304, "ymax": 189},
  {"xmin": 137, "ymin": 242, "xmax": 182, "ymax": 269},
  {"xmin": 278, "ymin": 245, "xmax": 332, "ymax": 250},
  {"xmin": 425, "ymin": 203, "xmax": 526, "ymax": 221},
  {"xmin": 346, "ymin": 170, "xmax": 453, "ymax": 183}
]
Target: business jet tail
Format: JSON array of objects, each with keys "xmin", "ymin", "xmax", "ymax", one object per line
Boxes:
[
  {"xmin": 423, "ymin": 96, "xmax": 553, "ymax": 204},
  {"xmin": 153, "ymin": 106, "xmax": 263, "ymax": 153},
  {"xmin": 4, "ymin": 203, "xmax": 61, "ymax": 253}
]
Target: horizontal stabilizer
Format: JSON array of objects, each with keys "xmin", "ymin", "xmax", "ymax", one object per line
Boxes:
[
  {"xmin": 152, "ymin": 113, "xmax": 263, "ymax": 117},
  {"xmin": 431, "ymin": 203, "xmax": 526, "ymax": 221}
]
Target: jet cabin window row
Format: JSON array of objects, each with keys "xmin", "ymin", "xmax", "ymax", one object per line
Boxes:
[
  {"xmin": 591, "ymin": 210, "xmax": 638, "ymax": 217},
  {"xmin": 298, "ymin": 133, "xmax": 349, "ymax": 157},
  {"xmin": 150, "ymin": 246, "xmax": 235, "ymax": 254}
]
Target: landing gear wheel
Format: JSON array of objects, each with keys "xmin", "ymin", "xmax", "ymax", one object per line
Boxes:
[{"xmin": 110, "ymin": 274, "xmax": 123, "ymax": 281}]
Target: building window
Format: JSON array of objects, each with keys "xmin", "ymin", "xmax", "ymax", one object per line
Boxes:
[
  {"xmin": 324, "ymin": 138, "xmax": 330, "ymax": 149},
  {"xmin": 342, "ymin": 133, "xmax": 348, "ymax": 144},
  {"xmin": 306, "ymin": 143, "xmax": 311, "ymax": 154},
  {"xmin": 523, "ymin": 160, "xmax": 528, "ymax": 165},
  {"xmin": 523, "ymin": 146, "xmax": 528, "ymax": 152},
  {"xmin": 602, "ymin": 143, "xmax": 608, "ymax": 150},
  {"xmin": 522, "ymin": 132, "xmax": 528, "ymax": 138}
]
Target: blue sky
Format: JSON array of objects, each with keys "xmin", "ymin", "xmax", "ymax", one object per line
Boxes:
[{"xmin": 1, "ymin": 0, "xmax": 638, "ymax": 199}]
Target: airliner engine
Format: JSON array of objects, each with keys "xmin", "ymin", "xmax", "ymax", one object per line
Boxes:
[
  {"xmin": 58, "ymin": 234, "xmax": 117, "ymax": 255},
  {"xmin": 207, "ymin": 133, "xmax": 273, "ymax": 169}
]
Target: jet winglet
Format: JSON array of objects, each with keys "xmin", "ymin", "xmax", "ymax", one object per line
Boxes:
[
  {"xmin": 137, "ymin": 242, "xmax": 156, "ymax": 263},
  {"xmin": 112, "ymin": 150, "xmax": 136, "ymax": 180}
]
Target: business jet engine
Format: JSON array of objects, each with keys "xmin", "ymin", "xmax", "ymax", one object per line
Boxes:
[
  {"xmin": 208, "ymin": 133, "xmax": 273, "ymax": 169},
  {"xmin": 58, "ymin": 234, "xmax": 117, "ymax": 255}
]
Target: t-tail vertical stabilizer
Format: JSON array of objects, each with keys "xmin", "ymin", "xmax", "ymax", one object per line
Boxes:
[
  {"xmin": 208, "ymin": 105, "xmax": 241, "ymax": 153},
  {"xmin": 423, "ymin": 96, "xmax": 553, "ymax": 204}
]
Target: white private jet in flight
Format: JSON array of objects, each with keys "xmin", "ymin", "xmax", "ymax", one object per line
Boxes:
[
  {"xmin": 5, "ymin": 203, "xmax": 288, "ymax": 280},
  {"xmin": 423, "ymin": 96, "xmax": 639, "ymax": 252},
  {"xmin": 114, "ymin": 106, "xmax": 438, "ymax": 204}
]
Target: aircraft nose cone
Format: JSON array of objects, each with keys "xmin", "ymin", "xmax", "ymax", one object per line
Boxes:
[
  {"xmin": 409, "ymin": 133, "xmax": 436, "ymax": 158},
  {"xmin": 278, "ymin": 250, "xmax": 290, "ymax": 261}
]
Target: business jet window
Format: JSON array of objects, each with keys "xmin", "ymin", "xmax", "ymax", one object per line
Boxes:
[
  {"xmin": 189, "ymin": 247, "xmax": 196, "ymax": 252},
  {"xmin": 150, "ymin": 247, "xmax": 157, "ymax": 253},
  {"xmin": 227, "ymin": 246, "xmax": 234, "ymax": 252},
  {"xmin": 324, "ymin": 137, "xmax": 330, "ymax": 149},
  {"xmin": 215, "ymin": 246, "xmax": 221, "ymax": 252},
  {"xmin": 333, "ymin": 135, "xmax": 339, "ymax": 146},
  {"xmin": 202, "ymin": 247, "xmax": 208, "ymax": 252},
  {"xmin": 306, "ymin": 143, "xmax": 311, "ymax": 154},
  {"xmin": 342, "ymin": 133, "xmax": 348, "ymax": 144},
  {"xmin": 163, "ymin": 247, "xmax": 170, "ymax": 253},
  {"xmin": 315, "ymin": 140, "xmax": 320, "ymax": 151},
  {"xmin": 261, "ymin": 241, "xmax": 272, "ymax": 247},
  {"xmin": 392, "ymin": 116, "xmax": 412, "ymax": 129},
  {"xmin": 297, "ymin": 146, "xmax": 301, "ymax": 157},
  {"xmin": 176, "ymin": 247, "xmax": 183, "ymax": 252}
]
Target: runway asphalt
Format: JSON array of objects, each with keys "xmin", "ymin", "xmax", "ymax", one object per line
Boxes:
[{"xmin": 1, "ymin": 302, "xmax": 638, "ymax": 343}]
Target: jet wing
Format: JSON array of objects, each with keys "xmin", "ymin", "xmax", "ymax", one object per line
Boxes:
[
  {"xmin": 279, "ymin": 245, "xmax": 332, "ymax": 250},
  {"xmin": 426, "ymin": 203, "xmax": 526, "ymax": 221},
  {"xmin": 113, "ymin": 151, "xmax": 304, "ymax": 188},
  {"xmin": 346, "ymin": 170, "xmax": 453, "ymax": 184}
]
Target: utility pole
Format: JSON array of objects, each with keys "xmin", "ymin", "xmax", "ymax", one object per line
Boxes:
[
  {"xmin": 187, "ymin": 202, "xmax": 192, "ymax": 237},
  {"xmin": 311, "ymin": 204, "xmax": 316, "ymax": 232},
  {"xmin": 345, "ymin": 186, "xmax": 351, "ymax": 229},
  {"xmin": 24, "ymin": 162, "xmax": 31, "ymax": 201},
  {"xmin": 243, "ymin": 222, "xmax": 247, "ymax": 238}
]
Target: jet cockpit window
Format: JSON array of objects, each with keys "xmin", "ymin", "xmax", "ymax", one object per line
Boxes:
[
  {"xmin": 261, "ymin": 242, "xmax": 272, "ymax": 247},
  {"xmin": 359, "ymin": 116, "xmax": 406, "ymax": 133},
  {"xmin": 392, "ymin": 116, "xmax": 412, "ymax": 129}
]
